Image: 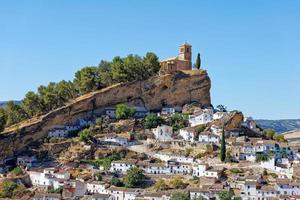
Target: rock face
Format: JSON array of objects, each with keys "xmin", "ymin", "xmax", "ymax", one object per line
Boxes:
[{"xmin": 0, "ymin": 70, "xmax": 211, "ymax": 161}]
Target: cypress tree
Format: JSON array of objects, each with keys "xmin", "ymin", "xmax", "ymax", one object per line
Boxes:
[
  {"xmin": 220, "ymin": 128, "xmax": 226, "ymax": 162},
  {"xmin": 195, "ymin": 53, "xmax": 201, "ymax": 69}
]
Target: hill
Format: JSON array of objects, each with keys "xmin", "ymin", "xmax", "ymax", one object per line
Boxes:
[
  {"xmin": 255, "ymin": 119, "xmax": 300, "ymax": 133},
  {"xmin": 0, "ymin": 70, "xmax": 211, "ymax": 160},
  {"xmin": 0, "ymin": 101, "xmax": 21, "ymax": 108}
]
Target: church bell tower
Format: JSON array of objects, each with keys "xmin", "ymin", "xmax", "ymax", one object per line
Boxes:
[{"xmin": 178, "ymin": 42, "xmax": 192, "ymax": 61}]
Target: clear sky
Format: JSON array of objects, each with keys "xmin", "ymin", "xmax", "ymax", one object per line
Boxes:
[{"xmin": 0, "ymin": 1, "xmax": 299, "ymax": 120}]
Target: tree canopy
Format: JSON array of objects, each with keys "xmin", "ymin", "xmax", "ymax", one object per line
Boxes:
[
  {"xmin": 143, "ymin": 114, "xmax": 164, "ymax": 129},
  {"xmin": 1, "ymin": 52, "xmax": 160, "ymax": 128},
  {"xmin": 123, "ymin": 167, "xmax": 146, "ymax": 188},
  {"xmin": 116, "ymin": 104, "xmax": 136, "ymax": 119},
  {"xmin": 170, "ymin": 192, "xmax": 190, "ymax": 200},
  {"xmin": 0, "ymin": 108, "xmax": 7, "ymax": 133}
]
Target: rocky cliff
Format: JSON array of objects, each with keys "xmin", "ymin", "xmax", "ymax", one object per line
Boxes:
[{"xmin": 0, "ymin": 70, "xmax": 211, "ymax": 161}]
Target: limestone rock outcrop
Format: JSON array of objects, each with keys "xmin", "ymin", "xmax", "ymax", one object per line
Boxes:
[{"xmin": 0, "ymin": 70, "xmax": 211, "ymax": 161}]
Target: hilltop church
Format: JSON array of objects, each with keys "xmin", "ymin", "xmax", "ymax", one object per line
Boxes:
[{"xmin": 159, "ymin": 43, "xmax": 193, "ymax": 75}]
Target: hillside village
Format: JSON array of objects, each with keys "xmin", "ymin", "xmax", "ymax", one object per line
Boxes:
[{"xmin": 1, "ymin": 44, "xmax": 300, "ymax": 200}]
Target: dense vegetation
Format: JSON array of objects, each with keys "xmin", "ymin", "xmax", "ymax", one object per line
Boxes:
[{"xmin": 0, "ymin": 53, "xmax": 160, "ymax": 131}]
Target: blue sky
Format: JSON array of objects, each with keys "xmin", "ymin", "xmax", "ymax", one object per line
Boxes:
[{"xmin": 0, "ymin": 1, "xmax": 299, "ymax": 119}]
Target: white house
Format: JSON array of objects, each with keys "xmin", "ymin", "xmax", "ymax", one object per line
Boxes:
[
  {"xmin": 152, "ymin": 125, "xmax": 173, "ymax": 142},
  {"xmin": 87, "ymin": 181, "xmax": 109, "ymax": 194},
  {"xmin": 103, "ymin": 134, "xmax": 129, "ymax": 146},
  {"xmin": 167, "ymin": 160, "xmax": 191, "ymax": 175},
  {"xmin": 161, "ymin": 107, "xmax": 176, "ymax": 115},
  {"xmin": 17, "ymin": 155, "xmax": 37, "ymax": 168},
  {"xmin": 192, "ymin": 164, "xmax": 209, "ymax": 177},
  {"xmin": 210, "ymin": 125, "xmax": 222, "ymax": 135},
  {"xmin": 110, "ymin": 160, "xmax": 137, "ymax": 174},
  {"xmin": 189, "ymin": 109, "xmax": 213, "ymax": 127},
  {"xmin": 255, "ymin": 140, "xmax": 277, "ymax": 152},
  {"xmin": 33, "ymin": 193, "xmax": 61, "ymax": 200},
  {"xmin": 198, "ymin": 132, "xmax": 220, "ymax": 144},
  {"xmin": 48, "ymin": 127, "xmax": 69, "ymax": 138},
  {"xmin": 133, "ymin": 106, "xmax": 149, "ymax": 118},
  {"xmin": 213, "ymin": 112, "xmax": 226, "ymax": 120},
  {"xmin": 179, "ymin": 127, "xmax": 196, "ymax": 142},
  {"xmin": 108, "ymin": 187, "xmax": 144, "ymax": 200},
  {"xmin": 276, "ymin": 178, "xmax": 300, "ymax": 196},
  {"xmin": 28, "ymin": 168, "xmax": 70, "ymax": 189}
]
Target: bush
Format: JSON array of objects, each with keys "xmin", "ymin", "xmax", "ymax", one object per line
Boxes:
[
  {"xmin": 0, "ymin": 181, "xmax": 17, "ymax": 198},
  {"xmin": 218, "ymin": 191, "xmax": 234, "ymax": 200},
  {"xmin": 255, "ymin": 153, "xmax": 271, "ymax": 162},
  {"xmin": 170, "ymin": 176, "xmax": 185, "ymax": 189},
  {"xmin": 170, "ymin": 192, "xmax": 190, "ymax": 200},
  {"xmin": 48, "ymin": 187, "xmax": 63, "ymax": 194},
  {"xmin": 154, "ymin": 179, "xmax": 168, "ymax": 191},
  {"xmin": 79, "ymin": 128, "xmax": 93, "ymax": 142},
  {"xmin": 123, "ymin": 167, "xmax": 146, "ymax": 188},
  {"xmin": 95, "ymin": 173, "xmax": 102, "ymax": 181},
  {"xmin": 11, "ymin": 166, "xmax": 23, "ymax": 176},
  {"xmin": 116, "ymin": 104, "xmax": 136, "ymax": 119},
  {"xmin": 110, "ymin": 177, "xmax": 124, "ymax": 187},
  {"xmin": 143, "ymin": 114, "xmax": 164, "ymax": 129},
  {"xmin": 171, "ymin": 113, "xmax": 188, "ymax": 132}
]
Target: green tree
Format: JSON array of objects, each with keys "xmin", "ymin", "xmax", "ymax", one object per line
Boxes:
[
  {"xmin": 74, "ymin": 66, "xmax": 101, "ymax": 94},
  {"xmin": 143, "ymin": 52, "xmax": 160, "ymax": 76},
  {"xmin": 55, "ymin": 80, "xmax": 77, "ymax": 105},
  {"xmin": 37, "ymin": 82, "xmax": 60, "ymax": 112},
  {"xmin": 48, "ymin": 187, "xmax": 63, "ymax": 194},
  {"xmin": 110, "ymin": 177, "xmax": 124, "ymax": 187},
  {"xmin": 170, "ymin": 176, "xmax": 185, "ymax": 189},
  {"xmin": 170, "ymin": 192, "xmax": 190, "ymax": 200},
  {"xmin": 11, "ymin": 166, "xmax": 23, "ymax": 176},
  {"xmin": 98, "ymin": 60, "xmax": 113, "ymax": 87},
  {"xmin": 4, "ymin": 101, "xmax": 28, "ymax": 126},
  {"xmin": 273, "ymin": 133, "xmax": 286, "ymax": 142},
  {"xmin": 216, "ymin": 105, "xmax": 227, "ymax": 112},
  {"xmin": 192, "ymin": 196, "xmax": 204, "ymax": 200},
  {"xmin": 218, "ymin": 191, "xmax": 234, "ymax": 200},
  {"xmin": 195, "ymin": 53, "xmax": 201, "ymax": 69},
  {"xmin": 116, "ymin": 104, "xmax": 136, "ymax": 119},
  {"xmin": 22, "ymin": 91, "xmax": 44, "ymax": 117},
  {"xmin": 0, "ymin": 108, "xmax": 7, "ymax": 133},
  {"xmin": 95, "ymin": 173, "xmax": 102, "ymax": 181},
  {"xmin": 154, "ymin": 178, "xmax": 168, "ymax": 191},
  {"xmin": 263, "ymin": 129, "xmax": 275, "ymax": 139},
  {"xmin": 255, "ymin": 153, "xmax": 270, "ymax": 162},
  {"xmin": 171, "ymin": 113, "xmax": 188, "ymax": 132},
  {"xmin": 79, "ymin": 129, "xmax": 93, "ymax": 142},
  {"xmin": 0, "ymin": 180, "xmax": 17, "ymax": 198},
  {"xmin": 123, "ymin": 167, "xmax": 146, "ymax": 188},
  {"xmin": 220, "ymin": 128, "xmax": 226, "ymax": 162},
  {"xmin": 101, "ymin": 157, "xmax": 112, "ymax": 171},
  {"xmin": 143, "ymin": 114, "xmax": 164, "ymax": 129}
]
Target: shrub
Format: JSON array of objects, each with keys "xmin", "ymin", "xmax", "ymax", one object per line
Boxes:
[
  {"xmin": 0, "ymin": 181, "xmax": 17, "ymax": 198},
  {"xmin": 116, "ymin": 104, "xmax": 136, "ymax": 119},
  {"xmin": 79, "ymin": 128, "xmax": 93, "ymax": 142},
  {"xmin": 143, "ymin": 114, "xmax": 164, "ymax": 129},
  {"xmin": 255, "ymin": 153, "xmax": 270, "ymax": 162},
  {"xmin": 11, "ymin": 166, "xmax": 23, "ymax": 176},
  {"xmin": 170, "ymin": 192, "xmax": 190, "ymax": 200},
  {"xmin": 123, "ymin": 167, "xmax": 146, "ymax": 188},
  {"xmin": 110, "ymin": 177, "xmax": 124, "ymax": 187},
  {"xmin": 170, "ymin": 176, "xmax": 185, "ymax": 189},
  {"xmin": 154, "ymin": 179, "xmax": 168, "ymax": 191}
]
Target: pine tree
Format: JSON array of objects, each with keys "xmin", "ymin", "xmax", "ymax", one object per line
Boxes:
[
  {"xmin": 195, "ymin": 53, "xmax": 201, "ymax": 69},
  {"xmin": 220, "ymin": 128, "xmax": 226, "ymax": 162}
]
